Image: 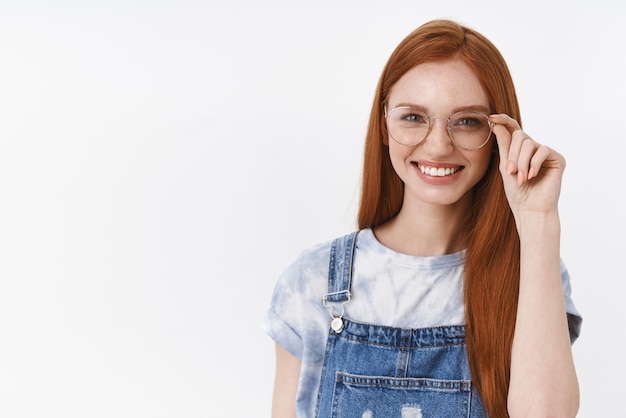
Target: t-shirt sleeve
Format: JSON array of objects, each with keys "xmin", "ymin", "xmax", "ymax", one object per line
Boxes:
[
  {"xmin": 560, "ymin": 260, "xmax": 582, "ymax": 344},
  {"xmin": 261, "ymin": 259, "xmax": 306, "ymax": 360}
]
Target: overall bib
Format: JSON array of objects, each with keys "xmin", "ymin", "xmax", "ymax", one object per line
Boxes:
[{"xmin": 315, "ymin": 231, "xmax": 486, "ymax": 418}]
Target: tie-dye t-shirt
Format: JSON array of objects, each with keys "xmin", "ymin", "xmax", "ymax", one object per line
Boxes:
[{"xmin": 262, "ymin": 228, "xmax": 581, "ymax": 418}]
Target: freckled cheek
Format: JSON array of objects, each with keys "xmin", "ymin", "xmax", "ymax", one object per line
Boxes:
[
  {"xmin": 388, "ymin": 143, "xmax": 414, "ymax": 164},
  {"xmin": 471, "ymin": 148, "xmax": 494, "ymax": 180},
  {"xmin": 388, "ymin": 145, "xmax": 415, "ymax": 178}
]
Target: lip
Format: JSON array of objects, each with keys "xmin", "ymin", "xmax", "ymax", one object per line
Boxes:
[{"xmin": 412, "ymin": 161, "xmax": 464, "ymax": 184}]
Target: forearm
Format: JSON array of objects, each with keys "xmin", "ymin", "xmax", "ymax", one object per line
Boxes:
[
  {"xmin": 508, "ymin": 210, "xmax": 579, "ymax": 417},
  {"xmin": 272, "ymin": 344, "xmax": 301, "ymax": 418}
]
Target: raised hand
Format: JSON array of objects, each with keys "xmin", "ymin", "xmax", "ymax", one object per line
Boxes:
[{"xmin": 489, "ymin": 114, "xmax": 566, "ymax": 218}]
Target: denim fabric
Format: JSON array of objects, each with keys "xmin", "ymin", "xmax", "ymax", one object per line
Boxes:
[
  {"xmin": 262, "ymin": 229, "xmax": 581, "ymax": 417},
  {"xmin": 315, "ymin": 232, "xmax": 485, "ymax": 417},
  {"xmin": 315, "ymin": 320, "xmax": 484, "ymax": 417}
]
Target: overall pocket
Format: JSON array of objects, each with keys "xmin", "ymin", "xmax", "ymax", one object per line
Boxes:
[{"xmin": 330, "ymin": 372, "xmax": 471, "ymax": 418}]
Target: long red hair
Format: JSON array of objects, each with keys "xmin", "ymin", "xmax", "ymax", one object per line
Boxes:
[{"xmin": 357, "ymin": 20, "xmax": 520, "ymax": 418}]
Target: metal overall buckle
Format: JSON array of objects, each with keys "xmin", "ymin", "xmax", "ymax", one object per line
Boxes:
[{"xmin": 322, "ymin": 290, "xmax": 351, "ymax": 333}]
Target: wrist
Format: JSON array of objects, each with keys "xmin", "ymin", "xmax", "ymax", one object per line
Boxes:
[
  {"xmin": 516, "ymin": 209, "xmax": 561, "ymax": 241},
  {"xmin": 517, "ymin": 210, "xmax": 562, "ymax": 279}
]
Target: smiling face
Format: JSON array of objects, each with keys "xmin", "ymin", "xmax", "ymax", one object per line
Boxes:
[{"xmin": 386, "ymin": 57, "xmax": 494, "ymax": 211}]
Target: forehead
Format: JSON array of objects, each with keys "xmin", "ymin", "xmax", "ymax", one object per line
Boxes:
[{"xmin": 388, "ymin": 58, "xmax": 489, "ymax": 110}]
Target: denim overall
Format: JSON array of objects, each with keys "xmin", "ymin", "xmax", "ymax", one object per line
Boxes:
[{"xmin": 315, "ymin": 231, "xmax": 486, "ymax": 418}]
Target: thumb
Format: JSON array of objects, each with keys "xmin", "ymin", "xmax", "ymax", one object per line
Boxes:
[{"xmin": 490, "ymin": 120, "xmax": 511, "ymax": 172}]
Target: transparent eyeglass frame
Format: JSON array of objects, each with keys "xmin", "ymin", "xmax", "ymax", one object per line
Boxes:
[{"xmin": 385, "ymin": 106, "xmax": 495, "ymax": 151}]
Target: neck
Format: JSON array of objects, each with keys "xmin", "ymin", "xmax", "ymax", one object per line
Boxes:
[{"xmin": 373, "ymin": 193, "xmax": 472, "ymax": 256}]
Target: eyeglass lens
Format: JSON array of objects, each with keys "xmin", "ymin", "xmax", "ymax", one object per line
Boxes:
[{"xmin": 387, "ymin": 107, "xmax": 492, "ymax": 150}]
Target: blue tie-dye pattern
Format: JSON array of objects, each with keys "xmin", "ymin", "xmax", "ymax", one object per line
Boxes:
[{"xmin": 261, "ymin": 229, "xmax": 581, "ymax": 418}]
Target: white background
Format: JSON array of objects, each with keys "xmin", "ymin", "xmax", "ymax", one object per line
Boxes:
[{"xmin": 0, "ymin": 1, "xmax": 624, "ymax": 417}]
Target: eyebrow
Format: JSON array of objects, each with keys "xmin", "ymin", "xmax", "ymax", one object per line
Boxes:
[{"xmin": 392, "ymin": 102, "xmax": 491, "ymax": 114}]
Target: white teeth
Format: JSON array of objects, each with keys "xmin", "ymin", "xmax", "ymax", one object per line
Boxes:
[{"xmin": 420, "ymin": 165, "xmax": 460, "ymax": 177}]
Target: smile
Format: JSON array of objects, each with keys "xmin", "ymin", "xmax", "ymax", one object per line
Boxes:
[{"xmin": 417, "ymin": 164, "xmax": 462, "ymax": 177}]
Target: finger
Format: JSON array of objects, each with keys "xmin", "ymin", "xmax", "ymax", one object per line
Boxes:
[
  {"xmin": 489, "ymin": 113, "xmax": 521, "ymax": 132},
  {"xmin": 528, "ymin": 144, "xmax": 552, "ymax": 180},
  {"xmin": 515, "ymin": 138, "xmax": 539, "ymax": 185},
  {"xmin": 489, "ymin": 114, "xmax": 524, "ymax": 174},
  {"xmin": 507, "ymin": 129, "xmax": 532, "ymax": 176},
  {"xmin": 489, "ymin": 117, "xmax": 512, "ymax": 172}
]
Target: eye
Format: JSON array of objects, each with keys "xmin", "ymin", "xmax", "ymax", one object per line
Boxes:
[
  {"xmin": 396, "ymin": 109, "xmax": 428, "ymax": 124},
  {"xmin": 404, "ymin": 113, "xmax": 425, "ymax": 123},
  {"xmin": 451, "ymin": 113, "xmax": 488, "ymax": 130}
]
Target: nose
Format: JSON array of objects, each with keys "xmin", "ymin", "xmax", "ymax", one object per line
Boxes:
[{"xmin": 423, "ymin": 117, "xmax": 454, "ymax": 152}]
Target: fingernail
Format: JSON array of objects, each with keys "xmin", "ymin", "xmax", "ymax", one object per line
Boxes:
[
  {"xmin": 528, "ymin": 167, "xmax": 536, "ymax": 179},
  {"xmin": 507, "ymin": 161, "xmax": 515, "ymax": 174}
]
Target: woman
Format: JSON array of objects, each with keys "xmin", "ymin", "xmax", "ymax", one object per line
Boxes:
[{"xmin": 263, "ymin": 19, "xmax": 581, "ymax": 418}]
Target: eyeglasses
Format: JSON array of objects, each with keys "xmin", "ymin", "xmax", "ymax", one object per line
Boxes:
[{"xmin": 385, "ymin": 106, "xmax": 494, "ymax": 150}]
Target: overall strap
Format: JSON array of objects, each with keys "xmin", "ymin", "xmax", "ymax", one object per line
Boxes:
[
  {"xmin": 322, "ymin": 231, "xmax": 359, "ymax": 333},
  {"xmin": 324, "ymin": 230, "xmax": 358, "ymax": 303}
]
